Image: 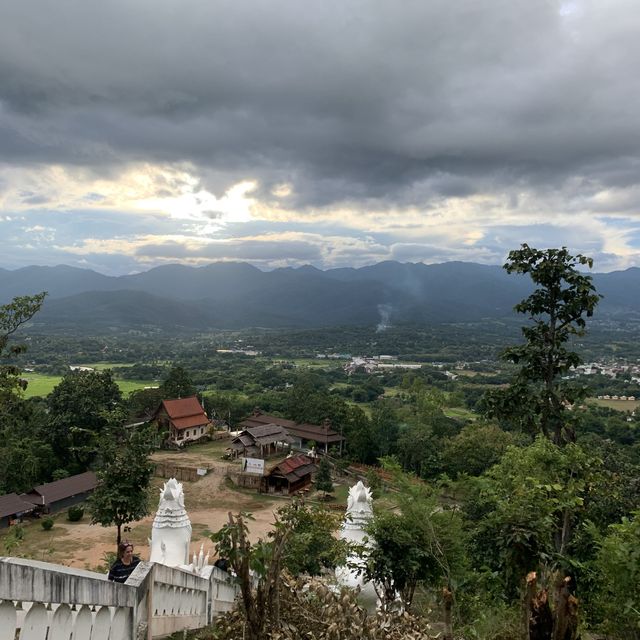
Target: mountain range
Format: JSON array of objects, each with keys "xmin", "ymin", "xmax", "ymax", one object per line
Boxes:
[{"xmin": 1, "ymin": 261, "xmax": 639, "ymax": 331}]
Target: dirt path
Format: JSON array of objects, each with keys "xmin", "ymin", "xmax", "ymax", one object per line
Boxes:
[{"xmin": 54, "ymin": 459, "xmax": 281, "ymax": 571}]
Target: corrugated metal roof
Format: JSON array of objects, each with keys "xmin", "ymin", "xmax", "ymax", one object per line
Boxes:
[
  {"xmin": 0, "ymin": 493, "xmax": 35, "ymax": 518},
  {"xmin": 26, "ymin": 471, "xmax": 98, "ymax": 506}
]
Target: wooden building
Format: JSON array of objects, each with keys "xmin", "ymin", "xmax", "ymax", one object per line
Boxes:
[
  {"xmin": 0, "ymin": 493, "xmax": 35, "ymax": 528},
  {"xmin": 261, "ymin": 454, "xmax": 318, "ymax": 495},
  {"xmin": 230, "ymin": 423, "xmax": 294, "ymax": 459},
  {"xmin": 152, "ymin": 396, "xmax": 210, "ymax": 447},
  {"xmin": 21, "ymin": 471, "xmax": 98, "ymax": 515},
  {"xmin": 239, "ymin": 409, "xmax": 345, "ymax": 453}
]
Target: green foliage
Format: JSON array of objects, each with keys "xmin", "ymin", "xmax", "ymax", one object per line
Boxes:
[
  {"xmin": 357, "ymin": 461, "xmax": 469, "ymax": 612},
  {"xmin": 278, "ymin": 501, "xmax": 347, "ymax": 576},
  {"xmin": 67, "ymin": 506, "xmax": 84, "ymax": 522},
  {"xmin": 3, "ymin": 524, "xmax": 25, "ymax": 554},
  {"xmin": 441, "ymin": 423, "xmax": 515, "ymax": 478},
  {"xmin": 47, "ymin": 369, "xmax": 123, "ymax": 470},
  {"xmin": 160, "ymin": 365, "xmax": 196, "ymax": 399},
  {"xmin": 481, "ymin": 244, "xmax": 600, "ymax": 445},
  {"xmin": 589, "ymin": 511, "xmax": 640, "ymax": 639},
  {"xmin": 0, "ymin": 293, "xmax": 54, "ymax": 494},
  {"xmin": 464, "ymin": 437, "xmax": 595, "ymax": 595},
  {"xmin": 41, "ymin": 517, "xmax": 54, "ymax": 531},
  {"xmin": 89, "ymin": 414, "xmax": 155, "ymax": 547},
  {"xmin": 315, "ymin": 458, "xmax": 333, "ymax": 496}
]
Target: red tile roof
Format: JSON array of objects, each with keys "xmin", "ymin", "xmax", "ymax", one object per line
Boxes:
[
  {"xmin": 158, "ymin": 396, "xmax": 209, "ymax": 431},
  {"xmin": 268, "ymin": 454, "xmax": 317, "ymax": 481}
]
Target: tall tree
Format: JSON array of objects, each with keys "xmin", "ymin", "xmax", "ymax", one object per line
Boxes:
[
  {"xmin": 47, "ymin": 369, "xmax": 123, "ymax": 470},
  {"xmin": 481, "ymin": 245, "xmax": 600, "ymax": 445},
  {"xmin": 160, "ymin": 365, "xmax": 196, "ymax": 399},
  {"xmin": 0, "ymin": 293, "xmax": 46, "ymax": 405},
  {"xmin": 0, "ymin": 293, "xmax": 52, "ymax": 493},
  {"xmin": 315, "ymin": 457, "xmax": 334, "ymax": 498},
  {"xmin": 89, "ymin": 411, "xmax": 155, "ymax": 547}
]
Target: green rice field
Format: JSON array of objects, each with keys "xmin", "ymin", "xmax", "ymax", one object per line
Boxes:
[{"xmin": 20, "ymin": 373, "xmax": 156, "ymax": 398}]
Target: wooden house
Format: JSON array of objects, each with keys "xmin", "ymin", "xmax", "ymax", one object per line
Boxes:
[
  {"xmin": 239, "ymin": 409, "xmax": 345, "ymax": 453},
  {"xmin": 21, "ymin": 471, "xmax": 98, "ymax": 515},
  {"xmin": 261, "ymin": 454, "xmax": 318, "ymax": 495},
  {"xmin": 152, "ymin": 396, "xmax": 210, "ymax": 447},
  {"xmin": 0, "ymin": 493, "xmax": 35, "ymax": 528},
  {"xmin": 230, "ymin": 424, "xmax": 294, "ymax": 459}
]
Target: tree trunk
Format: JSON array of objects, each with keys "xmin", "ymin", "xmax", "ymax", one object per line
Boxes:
[
  {"xmin": 442, "ymin": 587, "xmax": 454, "ymax": 640},
  {"xmin": 552, "ymin": 576, "xmax": 579, "ymax": 640},
  {"xmin": 525, "ymin": 572, "xmax": 553, "ymax": 640}
]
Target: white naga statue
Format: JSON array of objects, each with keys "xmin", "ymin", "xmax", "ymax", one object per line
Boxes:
[
  {"xmin": 149, "ymin": 478, "xmax": 210, "ymax": 575},
  {"xmin": 335, "ymin": 481, "xmax": 377, "ymax": 609}
]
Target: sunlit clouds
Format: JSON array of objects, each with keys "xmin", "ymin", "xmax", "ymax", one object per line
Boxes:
[{"xmin": 1, "ymin": 1, "xmax": 640, "ymax": 274}]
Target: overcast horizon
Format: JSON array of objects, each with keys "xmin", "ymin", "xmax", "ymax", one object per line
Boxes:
[{"xmin": 2, "ymin": 1, "xmax": 640, "ymax": 276}]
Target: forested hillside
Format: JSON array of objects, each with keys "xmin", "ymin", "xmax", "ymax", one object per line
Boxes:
[
  {"xmin": 1, "ymin": 260, "xmax": 640, "ymax": 331},
  {"xmin": 1, "ymin": 249, "xmax": 639, "ymax": 639}
]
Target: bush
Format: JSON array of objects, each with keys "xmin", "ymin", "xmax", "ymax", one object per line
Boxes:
[
  {"xmin": 41, "ymin": 517, "xmax": 54, "ymax": 531},
  {"xmin": 67, "ymin": 506, "xmax": 84, "ymax": 522}
]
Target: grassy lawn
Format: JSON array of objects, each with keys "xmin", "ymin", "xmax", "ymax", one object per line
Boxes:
[
  {"xmin": 21, "ymin": 373, "xmax": 157, "ymax": 398},
  {"xmin": 589, "ymin": 398, "xmax": 640, "ymax": 412}
]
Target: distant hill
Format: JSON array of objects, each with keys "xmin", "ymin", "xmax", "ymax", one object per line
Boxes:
[{"xmin": 1, "ymin": 261, "xmax": 639, "ymax": 332}]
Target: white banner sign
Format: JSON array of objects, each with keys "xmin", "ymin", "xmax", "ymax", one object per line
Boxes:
[{"xmin": 241, "ymin": 457, "xmax": 265, "ymax": 475}]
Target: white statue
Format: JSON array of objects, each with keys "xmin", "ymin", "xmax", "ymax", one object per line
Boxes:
[
  {"xmin": 335, "ymin": 481, "xmax": 377, "ymax": 610},
  {"xmin": 149, "ymin": 479, "xmax": 193, "ymax": 567},
  {"xmin": 346, "ymin": 481, "xmax": 373, "ymax": 519}
]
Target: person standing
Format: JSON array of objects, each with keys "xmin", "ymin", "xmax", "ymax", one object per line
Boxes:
[{"xmin": 108, "ymin": 541, "xmax": 141, "ymax": 583}]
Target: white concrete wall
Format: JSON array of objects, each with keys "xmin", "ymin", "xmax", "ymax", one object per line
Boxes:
[{"xmin": 0, "ymin": 556, "xmax": 240, "ymax": 639}]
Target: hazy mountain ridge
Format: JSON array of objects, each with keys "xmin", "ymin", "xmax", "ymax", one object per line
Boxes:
[{"xmin": 2, "ymin": 261, "xmax": 639, "ymax": 331}]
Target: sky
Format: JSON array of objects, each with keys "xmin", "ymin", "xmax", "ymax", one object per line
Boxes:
[{"xmin": 1, "ymin": 0, "xmax": 640, "ymax": 275}]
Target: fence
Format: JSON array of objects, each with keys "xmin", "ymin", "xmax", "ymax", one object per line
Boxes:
[
  {"xmin": 154, "ymin": 464, "xmax": 208, "ymax": 482},
  {"xmin": 0, "ymin": 556, "xmax": 239, "ymax": 639}
]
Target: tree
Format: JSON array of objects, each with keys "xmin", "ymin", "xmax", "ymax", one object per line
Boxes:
[
  {"xmin": 357, "ymin": 461, "xmax": 468, "ymax": 619},
  {"xmin": 464, "ymin": 437, "xmax": 595, "ymax": 598},
  {"xmin": 0, "ymin": 293, "xmax": 46, "ymax": 406},
  {"xmin": 441, "ymin": 422, "xmax": 515, "ymax": 478},
  {"xmin": 211, "ymin": 510, "xmax": 291, "ymax": 640},
  {"xmin": 481, "ymin": 245, "xmax": 600, "ymax": 445},
  {"xmin": 89, "ymin": 412, "xmax": 155, "ymax": 548},
  {"xmin": 589, "ymin": 511, "xmax": 640, "ymax": 639},
  {"xmin": 315, "ymin": 457, "xmax": 334, "ymax": 498},
  {"xmin": 160, "ymin": 365, "xmax": 196, "ymax": 399},
  {"xmin": 279, "ymin": 501, "xmax": 347, "ymax": 576},
  {"xmin": 47, "ymin": 369, "xmax": 123, "ymax": 470},
  {"xmin": 0, "ymin": 293, "xmax": 53, "ymax": 493}
]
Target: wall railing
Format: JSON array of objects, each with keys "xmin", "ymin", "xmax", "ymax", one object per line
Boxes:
[{"xmin": 0, "ymin": 556, "xmax": 239, "ymax": 639}]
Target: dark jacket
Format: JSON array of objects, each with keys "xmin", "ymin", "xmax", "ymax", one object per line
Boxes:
[{"xmin": 108, "ymin": 556, "xmax": 141, "ymax": 583}]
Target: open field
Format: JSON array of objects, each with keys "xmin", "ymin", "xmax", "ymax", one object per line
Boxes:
[
  {"xmin": 589, "ymin": 398, "xmax": 640, "ymax": 412},
  {"xmin": 21, "ymin": 373, "xmax": 157, "ymax": 398},
  {"xmin": 443, "ymin": 406, "xmax": 478, "ymax": 421}
]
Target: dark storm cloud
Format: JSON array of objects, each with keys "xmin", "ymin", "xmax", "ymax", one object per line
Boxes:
[{"xmin": 2, "ymin": 0, "xmax": 640, "ymax": 208}]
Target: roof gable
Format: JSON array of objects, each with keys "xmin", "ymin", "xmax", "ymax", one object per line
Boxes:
[{"xmin": 161, "ymin": 396, "xmax": 207, "ymax": 420}]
